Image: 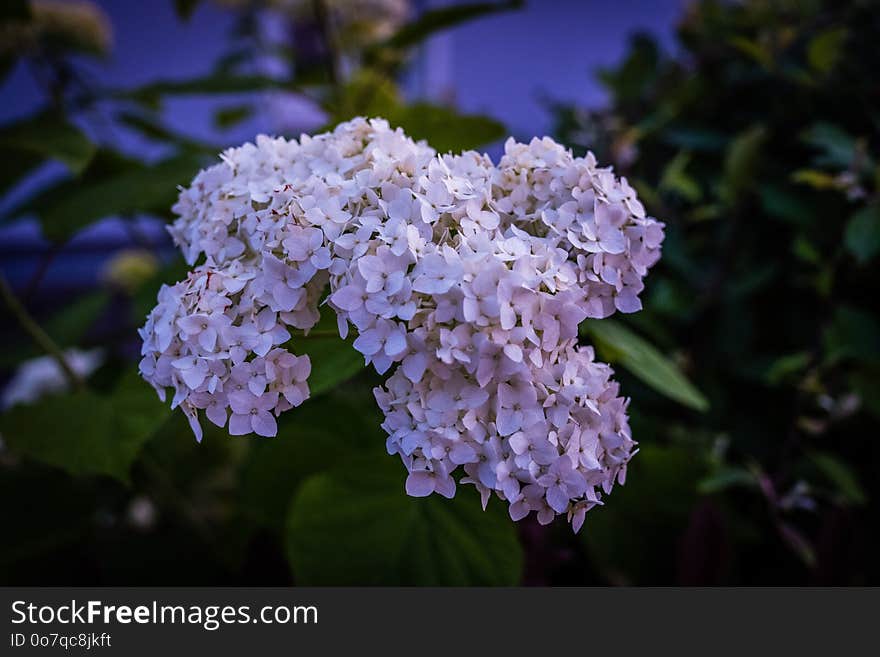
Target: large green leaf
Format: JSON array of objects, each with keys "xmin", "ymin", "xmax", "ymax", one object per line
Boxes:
[
  {"xmin": 239, "ymin": 392, "xmax": 381, "ymax": 531},
  {"xmin": 0, "ymin": 111, "xmax": 96, "ymax": 176},
  {"xmin": 286, "ymin": 455, "xmax": 523, "ymax": 585},
  {"xmin": 581, "ymin": 319, "xmax": 709, "ymax": 412},
  {"xmin": 379, "ymin": 1, "xmax": 522, "ymax": 50},
  {"xmin": 0, "ymin": 370, "xmax": 169, "ymax": 483}
]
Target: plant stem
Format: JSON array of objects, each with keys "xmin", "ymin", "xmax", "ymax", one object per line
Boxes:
[
  {"xmin": 0, "ymin": 273, "xmax": 84, "ymax": 390},
  {"xmin": 312, "ymin": 0, "xmax": 343, "ymax": 89}
]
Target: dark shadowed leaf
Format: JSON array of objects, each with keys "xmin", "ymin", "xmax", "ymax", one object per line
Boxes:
[
  {"xmin": 214, "ymin": 104, "xmax": 254, "ymax": 130},
  {"xmin": 807, "ymin": 28, "xmax": 847, "ymax": 75},
  {"xmin": 38, "ymin": 151, "xmax": 207, "ymax": 242},
  {"xmin": 721, "ymin": 124, "xmax": 765, "ymax": 205},
  {"xmin": 807, "ymin": 451, "xmax": 867, "ymax": 506},
  {"xmin": 118, "ymin": 111, "xmax": 216, "ymax": 150},
  {"xmin": 120, "ymin": 75, "xmax": 288, "ymax": 104},
  {"xmin": 239, "ymin": 392, "xmax": 381, "ymax": 531},
  {"xmin": 0, "ymin": 111, "xmax": 95, "ymax": 176},
  {"xmin": 824, "ymin": 306, "xmax": 880, "ymax": 365},
  {"xmin": 759, "ymin": 183, "xmax": 816, "ymax": 225},
  {"xmin": 844, "ymin": 204, "xmax": 880, "ymax": 264},
  {"xmin": 0, "ymin": 371, "xmax": 168, "ymax": 483},
  {"xmin": 802, "ymin": 122, "xmax": 858, "ymax": 169},
  {"xmin": 697, "ymin": 467, "xmax": 757, "ymax": 494},
  {"xmin": 286, "ymin": 454, "xmax": 522, "ymax": 585},
  {"xmin": 0, "ymin": 0, "xmax": 30, "ymax": 20},
  {"xmin": 174, "ymin": 0, "xmax": 201, "ymax": 21}
]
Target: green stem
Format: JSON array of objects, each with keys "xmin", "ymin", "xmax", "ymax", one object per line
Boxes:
[
  {"xmin": 0, "ymin": 274, "xmax": 85, "ymax": 391},
  {"xmin": 312, "ymin": 0, "xmax": 343, "ymax": 90}
]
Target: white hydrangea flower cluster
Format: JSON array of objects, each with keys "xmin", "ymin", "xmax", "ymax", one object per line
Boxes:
[
  {"xmin": 138, "ymin": 263, "xmax": 312, "ymax": 442},
  {"xmin": 140, "ymin": 117, "xmax": 664, "ymax": 529}
]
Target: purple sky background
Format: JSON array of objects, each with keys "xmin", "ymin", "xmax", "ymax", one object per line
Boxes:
[{"xmin": 0, "ymin": 0, "xmax": 687, "ymax": 291}]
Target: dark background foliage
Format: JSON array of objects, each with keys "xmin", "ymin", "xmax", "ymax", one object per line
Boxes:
[{"xmin": 0, "ymin": 0, "xmax": 877, "ymax": 585}]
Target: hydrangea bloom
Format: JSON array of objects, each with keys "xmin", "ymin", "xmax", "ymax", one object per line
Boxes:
[{"xmin": 139, "ymin": 117, "xmax": 664, "ymax": 529}]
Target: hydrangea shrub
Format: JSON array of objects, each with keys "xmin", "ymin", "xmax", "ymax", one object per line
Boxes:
[{"xmin": 139, "ymin": 117, "xmax": 664, "ymax": 530}]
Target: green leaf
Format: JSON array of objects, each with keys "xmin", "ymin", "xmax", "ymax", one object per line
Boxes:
[
  {"xmin": 239, "ymin": 392, "xmax": 381, "ymax": 531},
  {"xmin": 119, "ymin": 74, "xmax": 287, "ymax": 104},
  {"xmin": 763, "ymin": 351, "xmax": 811, "ymax": 386},
  {"xmin": 850, "ymin": 367, "xmax": 880, "ymax": 419},
  {"xmin": 721, "ymin": 124, "xmax": 765, "ymax": 205},
  {"xmin": 802, "ymin": 122, "xmax": 857, "ymax": 169},
  {"xmin": 214, "ymin": 104, "xmax": 253, "ymax": 130},
  {"xmin": 118, "ymin": 111, "xmax": 216, "ymax": 150},
  {"xmin": 759, "ymin": 183, "xmax": 815, "ymax": 225},
  {"xmin": 598, "ymin": 33, "xmax": 660, "ymax": 103},
  {"xmin": 174, "ymin": 0, "xmax": 201, "ymax": 21},
  {"xmin": 807, "ymin": 451, "xmax": 866, "ymax": 506},
  {"xmin": 844, "ymin": 204, "xmax": 880, "ymax": 264},
  {"xmin": 390, "ymin": 103, "xmax": 505, "ymax": 153},
  {"xmin": 728, "ymin": 36, "xmax": 772, "ymax": 69},
  {"xmin": 581, "ymin": 319, "xmax": 709, "ymax": 412},
  {"xmin": 380, "ymin": 1, "xmax": 522, "ymax": 50},
  {"xmin": 791, "ymin": 168, "xmax": 839, "ymax": 190},
  {"xmin": 0, "ymin": 370, "xmax": 168, "ymax": 483},
  {"xmin": 659, "ymin": 151, "xmax": 701, "ymax": 202},
  {"xmin": 38, "ymin": 151, "xmax": 207, "ymax": 242},
  {"xmin": 286, "ymin": 456, "xmax": 523, "ymax": 585},
  {"xmin": 0, "ymin": 111, "xmax": 95, "ymax": 176},
  {"xmin": 824, "ymin": 306, "xmax": 880, "ymax": 365},
  {"xmin": 697, "ymin": 467, "xmax": 757, "ymax": 494},
  {"xmin": 807, "ymin": 28, "xmax": 847, "ymax": 75}
]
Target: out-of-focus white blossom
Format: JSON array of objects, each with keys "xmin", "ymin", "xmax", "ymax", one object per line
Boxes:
[
  {"xmin": 140, "ymin": 117, "xmax": 664, "ymax": 528},
  {"xmin": 2, "ymin": 348, "xmax": 104, "ymax": 409}
]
